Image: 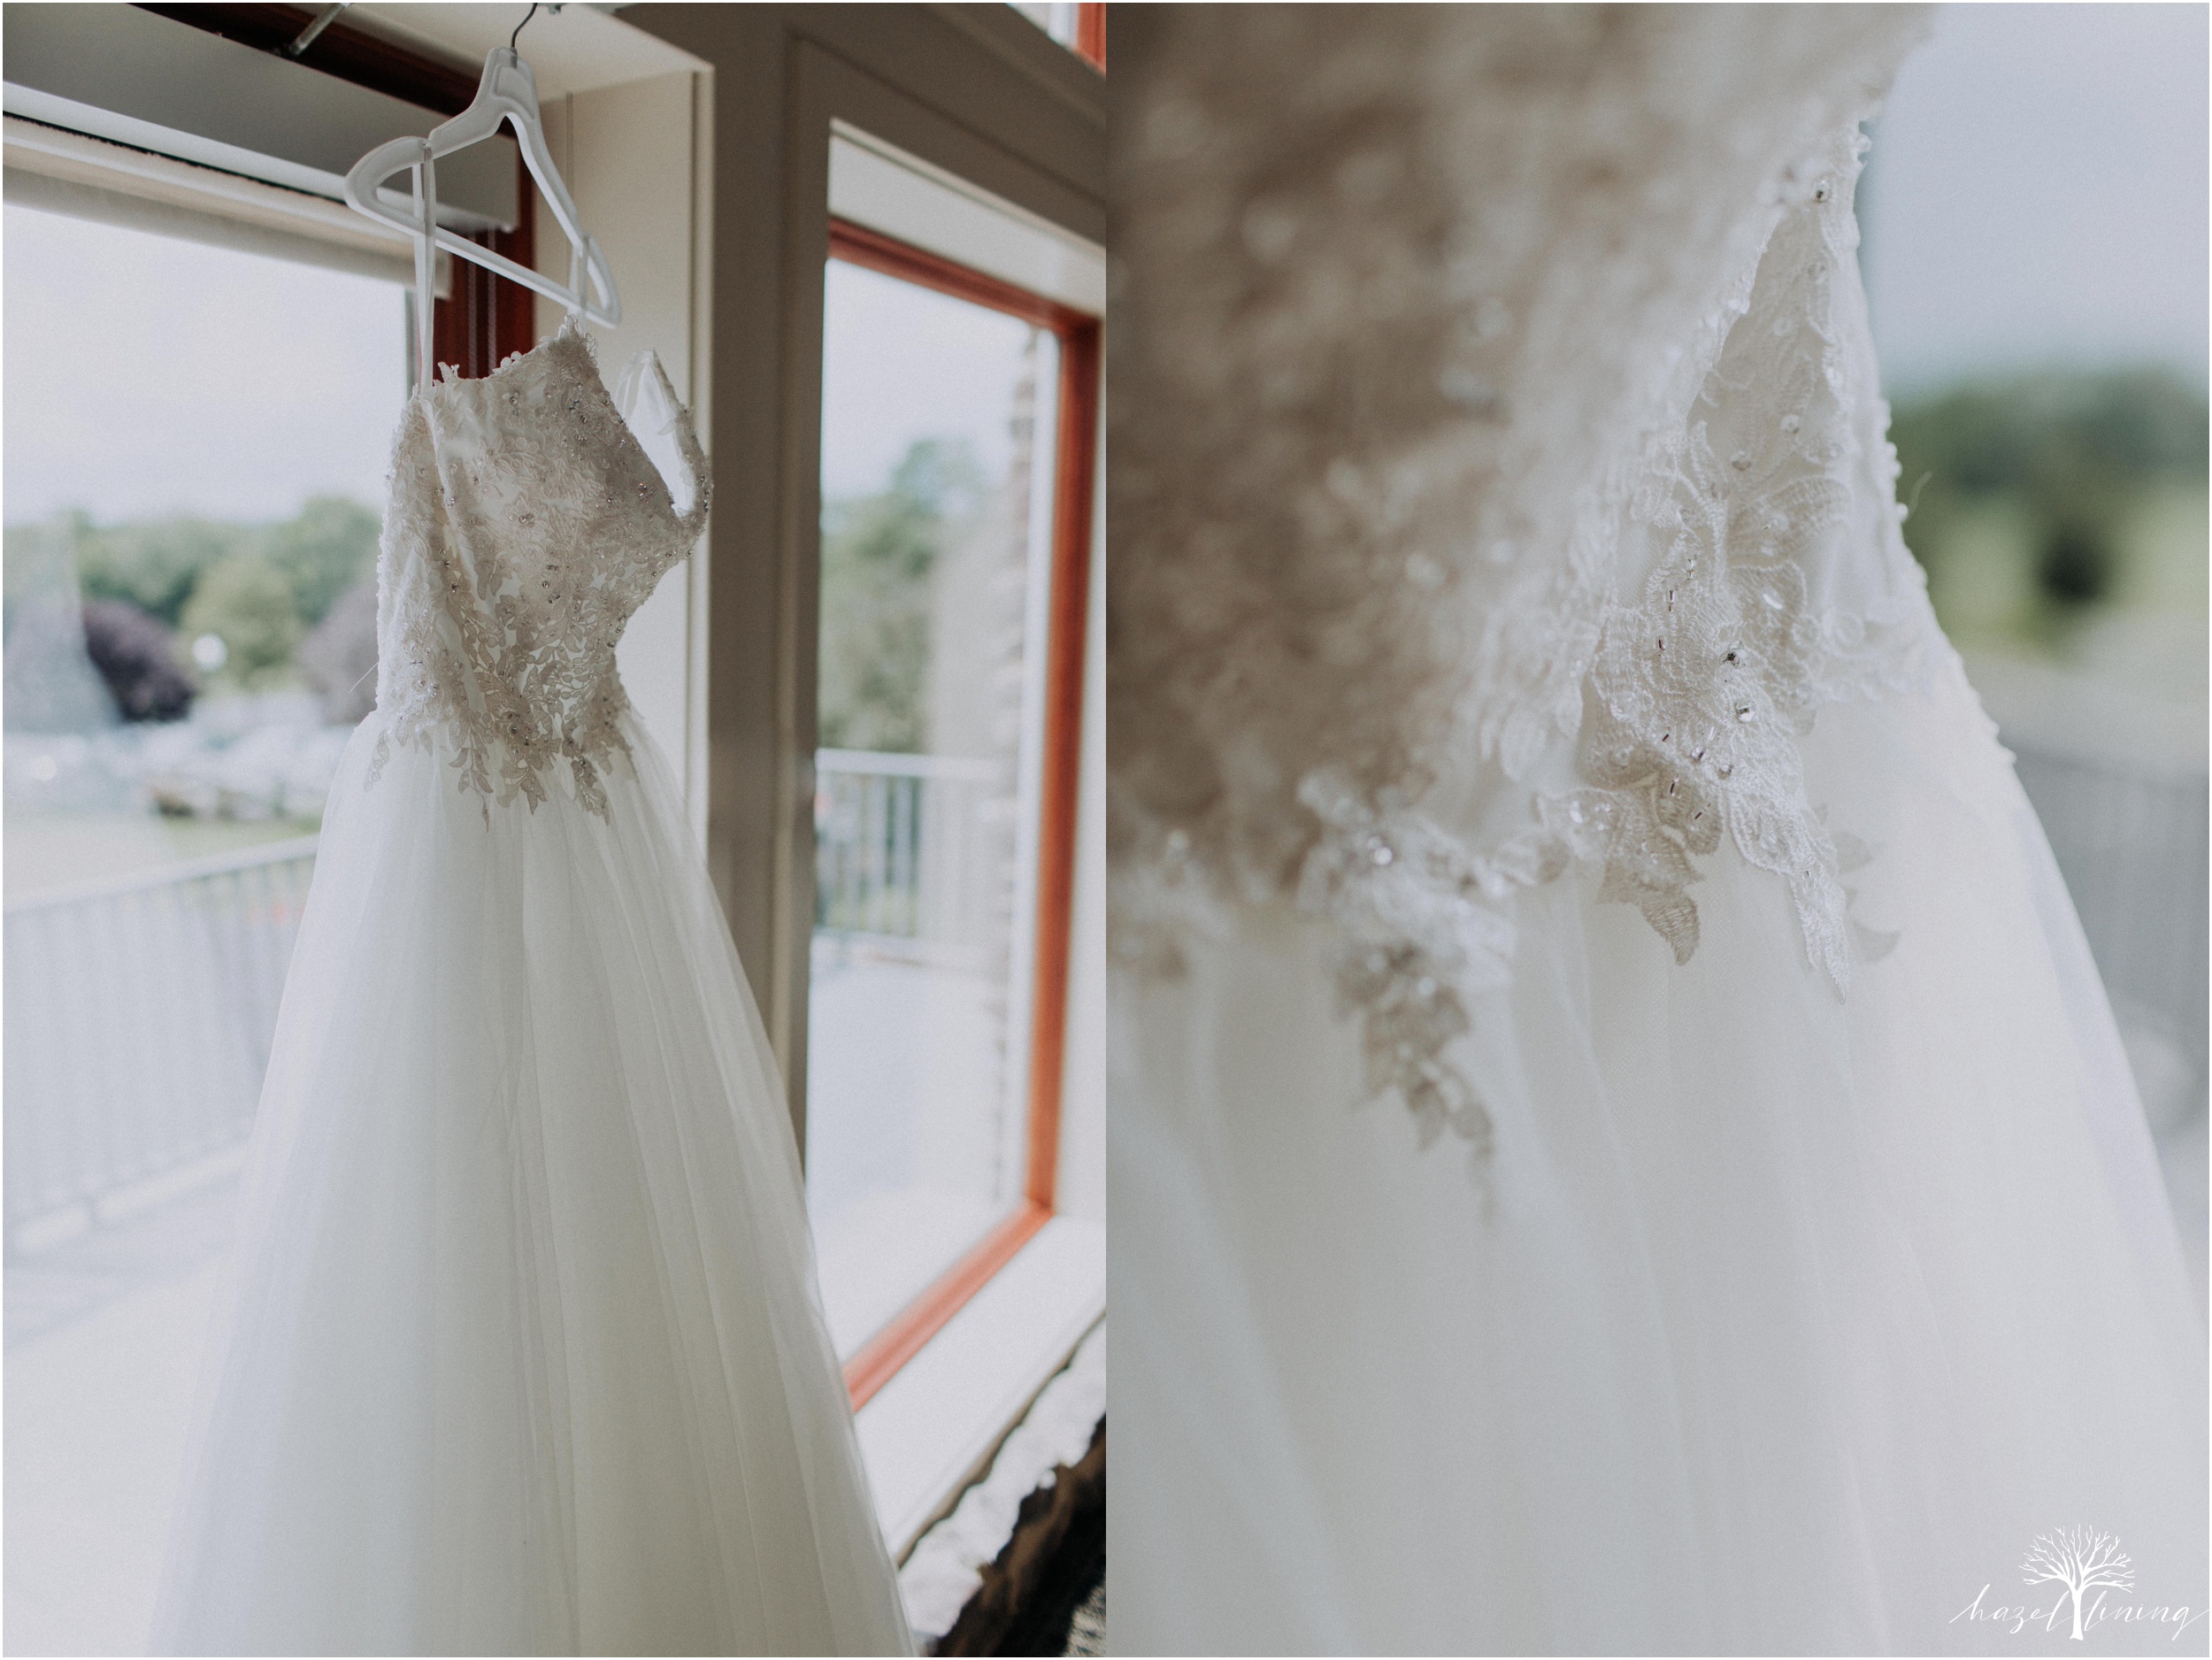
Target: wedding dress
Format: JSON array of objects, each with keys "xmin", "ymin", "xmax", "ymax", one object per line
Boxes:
[
  {"xmin": 1109, "ymin": 8, "xmax": 2207, "ymax": 1655},
  {"xmin": 150, "ymin": 323, "xmax": 913, "ymax": 1656}
]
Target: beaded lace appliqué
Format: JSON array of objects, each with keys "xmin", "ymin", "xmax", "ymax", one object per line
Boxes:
[
  {"xmin": 1563, "ymin": 142, "xmax": 1919, "ymax": 995},
  {"xmin": 1291, "ymin": 133, "xmax": 1926, "ymax": 1157},
  {"xmin": 1296, "ymin": 770, "xmax": 1567, "ymax": 1154},
  {"xmin": 367, "ymin": 325, "xmax": 710, "ymax": 821}
]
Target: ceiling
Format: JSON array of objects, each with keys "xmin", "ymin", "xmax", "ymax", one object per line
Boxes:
[{"xmin": 349, "ymin": 4, "xmax": 705, "ymax": 99}]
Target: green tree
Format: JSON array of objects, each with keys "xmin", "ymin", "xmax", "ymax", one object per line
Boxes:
[
  {"xmin": 180, "ymin": 552, "xmax": 303, "ymax": 692},
  {"xmin": 264, "ymin": 495, "xmax": 381, "ymax": 626},
  {"xmin": 817, "ymin": 438, "xmax": 984, "ymax": 752},
  {"xmin": 73, "ymin": 513, "xmax": 247, "ymax": 626},
  {"xmin": 1889, "ymin": 366, "xmax": 2208, "ymax": 645}
]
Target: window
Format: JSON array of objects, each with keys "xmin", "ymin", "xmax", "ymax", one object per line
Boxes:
[
  {"xmin": 2, "ymin": 135, "xmax": 533, "ymax": 1264},
  {"xmin": 3, "ymin": 4, "xmax": 1104, "ymax": 1627},
  {"xmin": 1010, "ymin": 3, "xmax": 1107, "ymax": 69},
  {"xmin": 3, "ymin": 203, "xmax": 404, "ymax": 1228},
  {"xmin": 1, "ymin": 199, "xmax": 411, "ymax": 1656},
  {"xmin": 808, "ymin": 142, "xmax": 1101, "ymax": 1409}
]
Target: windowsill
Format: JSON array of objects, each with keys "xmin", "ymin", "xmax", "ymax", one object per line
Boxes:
[
  {"xmin": 816, "ymin": 1185, "xmax": 1006, "ymax": 1358},
  {"xmin": 0, "ymin": 1202, "xmax": 1103, "ymax": 1655},
  {"xmin": 853, "ymin": 1211, "xmax": 1105, "ymax": 1557}
]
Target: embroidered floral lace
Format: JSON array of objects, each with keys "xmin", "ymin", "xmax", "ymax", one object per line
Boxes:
[
  {"xmin": 370, "ymin": 323, "xmax": 710, "ymax": 819},
  {"xmin": 1110, "ymin": 7, "xmax": 1940, "ymax": 1156}
]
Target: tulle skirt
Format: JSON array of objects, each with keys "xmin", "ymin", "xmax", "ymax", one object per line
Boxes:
[
  {"xmin": 1110, "ymin": 655, "xmax": 2207, "ymax": 1656},
  {"xmin": 150, "ymin": 709, "xmax": 913, "ymax": 1656}
]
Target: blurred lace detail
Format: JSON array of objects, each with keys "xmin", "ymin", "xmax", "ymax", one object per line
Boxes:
[
  {"xmin": 1111, "ymin": 10, "xmax": 1936, "ymax": 1150},
  {"xmin": 1296, "ymin": 769, "xmax": 1567, "ymax": 1156},
  {"xmin": 369, "ymin": 323, "xmax": 710, "ymax": 820}
]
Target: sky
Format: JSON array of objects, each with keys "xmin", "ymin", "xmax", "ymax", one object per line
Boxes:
[
  {"xmin": 4, "ymin": 205, "xmax": 407, "ymax": 526},
  {"xmin": 1862, "ymin": 2, "xmax": 2208, "ymax": 396},
  {"xmin": 3, "ymin": 207, "xmax": 1046, "ymax": 527},
  {"xmin": 818, "ymin": 260, "xmax": 1044, "ymax": 503}
]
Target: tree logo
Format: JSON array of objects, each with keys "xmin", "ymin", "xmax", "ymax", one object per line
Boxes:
[
  {"xmin": 1951, "ymin": 1526, "xmax": 2203, "ymax": 1643},
  {"xmin": 2023, "ymin": 1528, "xmax": 2136, "ymax": 1641}
]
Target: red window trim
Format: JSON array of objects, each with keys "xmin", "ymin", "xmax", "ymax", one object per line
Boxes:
[
  {"xmin": 1076, "ymin": 3, "xmax": 1106, "ymax": 70},
  {"xmin": 433, "ymin": 165, "xmax": 537, "ymax": 380},
  {"xmin": 827, "ymin": 218, "xmax": 1094, "ymax": 336},
  {"xmin": 824, "ymin": 217, "xmax": 1100, "ymax": 1411}
]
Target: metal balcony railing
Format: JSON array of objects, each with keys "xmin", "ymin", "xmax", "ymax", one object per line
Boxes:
[
  {"xmin": 2009, "ymin": 736, "xmax": 2209, "ymax": 1111},
  {"xmin": 2, "ymin": 749, "xmax": 1008, "ymax": 1259},
  {"xmin": 3, "ymin": 835, "xmax": 317, "ymax": 1257},
  {"xmin": 813, "ymin": 749, "xmax": 1002, "ymax": 959}
]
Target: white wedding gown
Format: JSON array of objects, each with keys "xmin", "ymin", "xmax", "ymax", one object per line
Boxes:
[
  {"xmin": 150, "ymin": 325, "xmax": 913, "ymax": 1656},
  {"xmin": 1109, "ymin": 9, "xmax": 2207, "ymax": 1655}
]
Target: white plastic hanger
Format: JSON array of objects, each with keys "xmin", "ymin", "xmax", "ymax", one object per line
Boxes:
[{"xmin": 342, "ymin": 4, "xmax": 619, "ymax": 388}]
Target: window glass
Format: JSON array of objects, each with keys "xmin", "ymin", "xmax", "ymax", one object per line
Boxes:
[
  {"xmin": 809, "ymin": 253, "xmax": 1062, "ymax": 1358},
  {"xmin": 4, "ymin": 203, "xmax": 403, "ymax": 1657},
  {"xmin": 1861, "ymin": 4, "xmax": 2208, "ymax": 1286},
  {"xmin": 1010, "ymin": 3, "xmax": 1079, "ymax": 48},
  {"xmin": 5, "ymin": 206, "xmax": 402, "ymax": 904},
  {"xmin": 1009, "ymin": 2, "xmax": 1102, "ymax": 67}
]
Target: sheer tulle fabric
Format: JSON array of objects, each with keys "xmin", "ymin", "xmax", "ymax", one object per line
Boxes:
[
  {"xmin": 152, "ymin": 711, "xmax": 912, "ymax": 1655},
  {"xmin": 150, "ymin": 334, "xmax": 912, "ymax": 1654},
  {"xmin": 1112, "ymin": 660, "xmax": 2208, "ymax": 1655}
]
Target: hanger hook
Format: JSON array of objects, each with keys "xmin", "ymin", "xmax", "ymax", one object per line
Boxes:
[{"xmin": 510, "ymin": 3, "xmax": 539, "ymax": 51}]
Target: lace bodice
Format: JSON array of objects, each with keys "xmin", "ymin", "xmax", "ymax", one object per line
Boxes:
[
  {"xmin": 1111, "ymin": 7, "xmax": 1939, "ymax": 1157},
  {"xmin": 370, "ymin": 323, "xmax": 710, "ymax": 818}
]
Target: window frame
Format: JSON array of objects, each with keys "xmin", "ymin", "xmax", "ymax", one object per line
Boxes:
[
  {"xmin": 818, "ymin": 216, "xmax": 1100, "ymax": 1410},
  {"xmin": 619, "ymin": 8, "xmax": 1104, "ymax": 1550}
]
